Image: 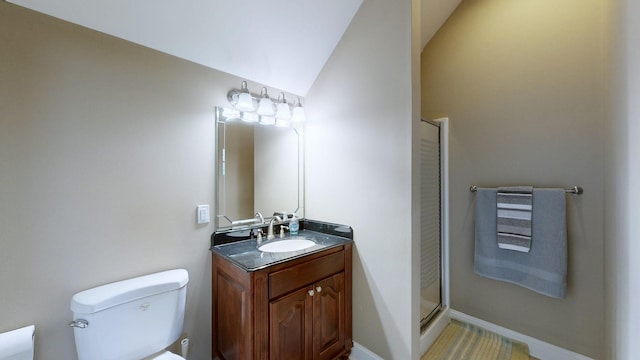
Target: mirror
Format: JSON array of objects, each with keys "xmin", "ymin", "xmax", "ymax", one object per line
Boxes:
[{"xmin": 215, "ymin": 107, "xmax": 304, "ymax": 230}]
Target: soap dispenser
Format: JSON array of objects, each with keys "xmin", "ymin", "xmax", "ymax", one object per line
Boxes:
[{"xmin": 289, "ymin": 215, "xmax": 299, "ymax": 235}]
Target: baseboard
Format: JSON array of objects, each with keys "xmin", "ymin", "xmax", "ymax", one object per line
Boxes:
[
  {"xmin": 350, "ymin": 307, "xmax": 450, "ymax": 360},
  {"xmin": 349, "ymin": 341, "xmax": 384, "ymax": 360},
  {"xmin": 450, "ymin": 309, "xmax": 594, "ymax": 360}
]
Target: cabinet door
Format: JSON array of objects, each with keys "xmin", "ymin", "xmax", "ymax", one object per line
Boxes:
[
  {"xmin": 269, "ymin": 287, "xmax": 313, "ymax": 360},
  {"xmin": 213, "ymin": 255, "xmax": 253, "ymax": 360},
  {"xmin": 313, "ymin": 272, "xmax": 345, "ymax": 360}
]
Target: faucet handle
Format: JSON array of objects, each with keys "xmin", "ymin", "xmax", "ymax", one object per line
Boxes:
[
  {"xmin": 256, "ymin": 229, "xmax": 263, "ymax": 242},
  {"xmin": 279, "ymin": 226, "xmax": 285, "ymax": 238},
  {"xmin": 254, "ymin": 212, "xmax": 264, "ymax": 224},
  {"xmin": 273, "ymin": 211, "xmax": 289, "ymax": 220}
]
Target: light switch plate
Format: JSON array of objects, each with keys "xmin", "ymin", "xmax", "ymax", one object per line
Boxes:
[{"xmin": 197, "ymin": 205, "xmax": 210, "ymax": 224}]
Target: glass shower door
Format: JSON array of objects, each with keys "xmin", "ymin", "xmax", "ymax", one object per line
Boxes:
[{"xmin": 420, "ymin": 119, "xmax": 442, "ymax": 328}]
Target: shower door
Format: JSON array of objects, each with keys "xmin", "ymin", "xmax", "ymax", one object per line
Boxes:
[{"xmin": 420, "ymin": 119, "xmax": 442, "ymax": 329}]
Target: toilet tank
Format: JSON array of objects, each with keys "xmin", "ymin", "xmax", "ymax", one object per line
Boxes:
[{"xmin": 70, "ymin": 269, "xmax": 188, "ymax": 360}]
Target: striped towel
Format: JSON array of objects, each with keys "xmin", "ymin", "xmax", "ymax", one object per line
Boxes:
[{"xmin": 497, "ymin": 186, "xmax": 533, "ymax": 252}]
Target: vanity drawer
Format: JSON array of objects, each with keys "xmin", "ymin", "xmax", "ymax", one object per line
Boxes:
[{"xmin": 269, "ymin": 251, "xmax": 345, "ymax": 299}]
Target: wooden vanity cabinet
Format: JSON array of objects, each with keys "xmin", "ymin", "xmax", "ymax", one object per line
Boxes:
[{"xmin": 212, "ymin": 244, "xmax": 352, "ymax": 360}]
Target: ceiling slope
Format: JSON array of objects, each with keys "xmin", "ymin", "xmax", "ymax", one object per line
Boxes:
[{"xmin": 8, "ymin": 0, "xmax": 362, "ymax": 96}]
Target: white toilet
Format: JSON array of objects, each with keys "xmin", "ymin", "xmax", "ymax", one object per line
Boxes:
[
  {"xmin": 0, "ymin": 325, "xmax": 35, "ymax": 360},
  {"xmin": 69, "ymin": 269, "xmax": 189, "ymax": 360}
]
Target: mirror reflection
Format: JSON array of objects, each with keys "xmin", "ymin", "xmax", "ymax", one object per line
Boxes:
[{"xmin": 215, "ymin": 107, "xmax": 303, "ymax": 229}]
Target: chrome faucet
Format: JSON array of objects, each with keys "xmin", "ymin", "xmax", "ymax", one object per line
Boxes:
[
  {"xmin": 267, "ymin": 216, "xmax": 283, "ymax": 240},
  {"xmin": 254, "ymin": 212, "xmax": 264, "ymax": 225}
]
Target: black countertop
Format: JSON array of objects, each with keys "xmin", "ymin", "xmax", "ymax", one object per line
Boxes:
[{"xmin": 211, "ymin": 220, "xmax": 353, "ymax": 271}]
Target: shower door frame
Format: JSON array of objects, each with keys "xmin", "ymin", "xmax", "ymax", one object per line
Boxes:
[{"xmin": 419, "ymin": 117, "xmax": 450, "ymax": 331}]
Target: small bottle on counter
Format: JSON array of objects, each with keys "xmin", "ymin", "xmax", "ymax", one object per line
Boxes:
[{"xmin": 289, "ymin": 215, "xmax": 299, "ymax": 235}]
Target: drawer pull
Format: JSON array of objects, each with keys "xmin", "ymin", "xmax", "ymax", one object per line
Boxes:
[{"xmin": 308, "ymin": 289, "xmax": 315, "ymax": 297}]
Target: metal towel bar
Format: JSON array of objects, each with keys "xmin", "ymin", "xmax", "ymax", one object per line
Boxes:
[{"xmin": 469, "ymin": 185, "xmax": 583, "ymax": 195}]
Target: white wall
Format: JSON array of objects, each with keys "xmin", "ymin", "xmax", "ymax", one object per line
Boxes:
[
  {"xmin": 607, "ymin": 0, "xmax": 640, "ymax": 358},
  {"xmin": 304, "ymin": 0, "xmax": 419, "ymax": 358},
  {"xmin": 225, "ymin": 1, "xmax": 421, "ymax": 358}
]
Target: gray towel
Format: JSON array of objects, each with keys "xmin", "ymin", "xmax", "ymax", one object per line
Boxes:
[
  {"xmin": 474, "ymin": 188, "xmax": 567, "ymax": 298},
  {"xmin": 497, "ymin": 186, "xmax": 533, "ymax": 252}
]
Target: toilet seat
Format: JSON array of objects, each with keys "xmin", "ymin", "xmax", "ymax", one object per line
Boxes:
[{"xmin": 146, "ymin": 351, "xmax": 185, "ymax": 360}]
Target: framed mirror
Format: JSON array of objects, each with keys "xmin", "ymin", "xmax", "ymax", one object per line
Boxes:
[{"xmin": 215, "ymin": 107, "xmax": 304, "ymax": 230}]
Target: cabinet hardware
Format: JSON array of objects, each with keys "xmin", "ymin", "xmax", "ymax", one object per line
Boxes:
[
  {"xmin": 308, "ymin": 289, "xmax": 315, "ymax": 297},
  {"xmin": 316, "ymin": 286, "xmax": 322, "ymax": 293}
]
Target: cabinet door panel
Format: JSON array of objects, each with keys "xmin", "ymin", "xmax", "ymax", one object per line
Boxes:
[
  {"xmin": 313, "ymin": 273, "xmax": 345, "ymax": 360},
  {"xmin": 216, "ymin": 271, "xmax": 251, "ymax": 360},
  {"xmin": 270, "ymin": 287, "xmax": 313, "ymax": 360}
]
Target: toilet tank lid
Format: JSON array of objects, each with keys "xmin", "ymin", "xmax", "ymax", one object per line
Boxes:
[{"xmin": 71, "ymin": 269, "xmax": 188, "ymax": 314}]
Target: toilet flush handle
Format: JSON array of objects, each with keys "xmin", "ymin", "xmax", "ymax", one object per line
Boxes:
[{"xmin": 68, "ymin": 319, "xmax": 89, "ymax": 328}]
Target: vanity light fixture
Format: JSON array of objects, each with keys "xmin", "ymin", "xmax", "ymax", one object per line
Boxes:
[
  {"xmin": 226, "ymin": 81, "xmax": 305, "ymax": 127},
  {"xmin": 290, "ymin": 97, "xmax": 306, "ymax": 122},
  {"xmin": 256, "ymin": 87, "xmax": 275, "ymax": 116},
  {"xmin": 233, "ymin": 81, "xmax": 255, "ymax": 112},
  {"xmin": 275, "ymin": 92, "xmax": 291, "ymax": 120}
]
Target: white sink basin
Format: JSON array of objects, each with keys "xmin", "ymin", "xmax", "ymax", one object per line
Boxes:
[{"xmin": 258, "ymin": 239, "xmax": 316, "ymax": 253}]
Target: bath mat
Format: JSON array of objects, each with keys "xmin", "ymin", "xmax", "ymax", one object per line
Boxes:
[{"xmin": 422, "ymin": 319, "xmax": 530, "ymax": 360}]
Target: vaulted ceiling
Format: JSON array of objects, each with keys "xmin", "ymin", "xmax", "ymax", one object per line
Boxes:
[{"xmin": 8, "ymin": 0, "xmax": 460, "ymax": 96}]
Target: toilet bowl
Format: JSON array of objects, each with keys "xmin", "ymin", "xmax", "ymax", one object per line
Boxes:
[{"xmin": 70, "ymin": 269, "xmax": 189, "ymax": 360}]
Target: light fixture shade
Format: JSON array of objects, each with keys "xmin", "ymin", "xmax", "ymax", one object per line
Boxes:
[
  {"xmin": 256, "ymin": 87, "xmax": 275, "ymax": 116},
  {"xmin": 275, "ymin": 92, "xmax": 291, "ymax": 119},
  {"xmin": 236, "ymin": 93, "xmax": 254, "ymax": 111},
  {"xmin": 235, "ymin": 81, "xmax": 255, "ymax": 111},
  {"xmin": 290, "ymin": 97, "xmax": 306, "ymax": 122}
]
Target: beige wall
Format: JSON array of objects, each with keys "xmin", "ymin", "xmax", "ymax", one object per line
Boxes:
[
  {"xmin": 10, "ymin": 0, "xmax": 632, "ymax": 359},
  {"xmin": 305, "ymin": 0, "xmax": 419, "ymax": 358},
  {"xmin": 0, "ymin": 3, "xmax": 247, "ymax": 359},
  {"xmin": 422, "ymin": 0, "xmax": 607, "ymax": 358}
]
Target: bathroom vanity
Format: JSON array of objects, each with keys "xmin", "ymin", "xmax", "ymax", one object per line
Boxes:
[
  {"xmin": 211, "ymin": 108, "xmax": 352, "ymax": 358},
  {"xmin": 211, "ymin": 221, "xmax": 353, "ymax": 360}
]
